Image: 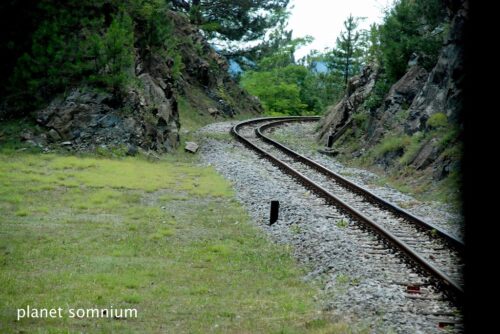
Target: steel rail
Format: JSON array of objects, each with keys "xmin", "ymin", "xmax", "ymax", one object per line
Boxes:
[
  {"xmin": 257, "ymin": 118, "xmax": 465, "ymax": 252},
  {"xmin": 231, "ymin": 116, "xmax": 464, "ymax": 300}
]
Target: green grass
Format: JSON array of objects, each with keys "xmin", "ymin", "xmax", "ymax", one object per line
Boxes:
[
  {"xmin": 336, "ymin": 220, "xmax": 348, "ymax": 229},
  {"xmin": 267, "ymin": 129, "xmax": 321, "ymax": 154},
  {"xmin": 0, "ymin": 119, "xmax": 43, "ymax": 154},
  {"xmin": 0, "ymin": 150, "xmax": 352, "ymax": 333},
  {"xmin": 178, "ymin": 94, "xmax": 215, "ymax": 133},
  {"xmin": 426, "ymin": 112, "xmax": 448, "ymax": 129},
  {"xmin": 177, "ymin": 94, "xmax": 257, "ymax": 152},
  {"xmin": 398, "ymin": 132, "xmax": 425, "ymax": 166},
  {"xmin": 370, "ymin": 134, "xmax": 411, "ymax": 159}
]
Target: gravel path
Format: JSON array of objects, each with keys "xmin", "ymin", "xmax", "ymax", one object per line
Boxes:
[{"xmin": 197, "ymin": 121, "xmax": 462, "ymax": 333}]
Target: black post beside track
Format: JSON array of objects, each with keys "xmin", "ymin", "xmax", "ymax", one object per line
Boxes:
[{"xmin": 231, "ymin": 116, "xmax": 464, "ymax": 301}]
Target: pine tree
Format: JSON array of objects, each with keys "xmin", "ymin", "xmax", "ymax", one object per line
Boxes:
[
  {"xmin": 328, "ymin": 14, "xmax": 366, "ymax": 85},
  {"xmin": 171, "ymin": 0, "xmax": 290, "ymax": 42}
]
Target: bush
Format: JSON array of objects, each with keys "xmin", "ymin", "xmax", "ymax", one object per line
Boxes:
[
  {"xmin": 363, "ymin": 75, "xmax": 392, "ymax": 111},
  {"xmin": 352, "ymin": 112, "xmax": 369, "ymax": 131},
  {"xmin": 426, "ymin": 112, "xmax": 448, "ymax": 129},
  {"xmin": 88, "ymin": 13, "xmax": 135, "ymax": 92},
  {"xmin": 399, "ymin": 131, "xmax": 425, "ymax": 165},
  {"xmin": 437, "ymin": 126, "xmax": 459, "ymax": 149},
  {"xmin": 372, "ymin": 134, "xmax": 411, "ymax": 159}
]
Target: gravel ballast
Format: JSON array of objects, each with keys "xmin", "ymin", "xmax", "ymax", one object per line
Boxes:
[{"xmin": 197, "ymin": 121, "xmax": 462, "ymax": 333}]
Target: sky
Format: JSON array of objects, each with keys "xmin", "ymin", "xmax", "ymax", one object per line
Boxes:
[{"xmin": 287, "ymin": 0, "xmax": 393, "ymax": 59}]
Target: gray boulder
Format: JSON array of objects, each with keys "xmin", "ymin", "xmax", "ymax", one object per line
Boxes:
[{"xmin": 184, "ymin": 141, "xmax": 199, "ymax": 153}]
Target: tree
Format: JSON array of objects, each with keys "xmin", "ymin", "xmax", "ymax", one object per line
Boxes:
[
  {"xmin": 241, "ymin": 66, "xmax": 308, "ymax": 115},
  {"xmin": 328, "ymin": 14, "xmax": 366, "ymax": 85},
  {"xmin": 249, "ymin": 9, "xmax": 293, "ymax": 61},
  {"xmin": 299, "ymin": 49, "xmax": 346, "ymax": 112},
  {"xmin": 379, "ymin": 0, "xmax": 445, "ymax": 81},
  {"xmin": 98, "ymin": 13, "xmax": 135, "ymax": 92},
  {"xmin": 365, "ymin": 23, "xmax": 381, "ymax": 64},
  {"xmin": 240, "ymin": 36, "xmax": 313, "ymax": 115},
  {"xmin": 171, "ymin": 0, "xmax": 290, "ymax": 42},
  {"xmin": 4, "ymin": 1, "xmax": 140, "ymax": 112}
]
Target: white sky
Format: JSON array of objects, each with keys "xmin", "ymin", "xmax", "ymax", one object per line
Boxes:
[{"xmin": 287, "ymin": 0, "xmax": 393, "ymax": 59}]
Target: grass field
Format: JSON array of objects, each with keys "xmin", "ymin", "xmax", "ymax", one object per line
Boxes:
[{"xmin": 0, "ymin": 147, "xmax": 353, "ymax": 333}]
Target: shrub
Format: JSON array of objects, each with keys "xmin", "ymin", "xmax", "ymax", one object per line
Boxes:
[
  {"xmin": 363, "ymin": 75, "xmax": 392, "ymax": 111},
  {"xmin": 399, "ymin": 131, "xmax": 425, "ymax": 165},
  {"xmin": 437, "ymin": 126, "xmax": 460, "ymax": 149},
  {"xmin": 372, "ymin": 134, "xmax": 411, "ymax": 158},
  {"xmin": 426, "ymin": 112, "xmax": 448, "ymax": 129},
  {"xmin": 352, "ymin": 112, "xmax": 369, "ymax": 131},
  {"xmin": 4, "ymin": 1, "xmax": 179, "ymax": 114},
  {"xmin": 89, "ymin": 13, "xmax": 135, "ymax": 92}
]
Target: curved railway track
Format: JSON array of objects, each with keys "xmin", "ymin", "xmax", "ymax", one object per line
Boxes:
[{"xmin": 232, "ymin": 116, "xmax": 464, "ymax": 303}]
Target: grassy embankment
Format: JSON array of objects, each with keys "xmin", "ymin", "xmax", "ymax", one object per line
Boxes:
[{"xmin": 0, "ymin": 119, "xmax": 354, "ymax": 333}]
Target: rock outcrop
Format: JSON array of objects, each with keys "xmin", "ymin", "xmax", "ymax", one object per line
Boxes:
[
  {"xmin": 405, "ymin": 2, "xmax": 467, "ymax": 133},
  {"xmin": 168, "ymin": 12, "xmax": 262, "ymax": 117},
  {"xmin": 317, "ymin": 65, "xmax": 378, "ymax": 143},
  {"xmin": 365, "ymin": 65, "xmax": 428, "ymax": 146},
  {"xmin": 34, "ymin": 10, "xmax": 262, "ymax": 153},
  {"xmin": 37, "ymin": 53, "xmax": 180, "ymax": 153},
  {"xmin": 317, "ymin": 0, "xmax": 467, "ymax": 182}
]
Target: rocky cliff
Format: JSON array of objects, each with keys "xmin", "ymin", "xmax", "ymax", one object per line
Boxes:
[
  {"xmin": 36, "ymin": 52, "xmax": 180, "ymax": 153},
  {"xmin": 317, "ymin": 0, "xmax": 467, "ymax": 202},
  {"xmin": 31, "ymin": 11, "xmax": 261, "ymax": 153},
  {"xmin": 405, "ymin": 1, "xmax": 466, "ymax": 133},
  {"xmin": 168, "ymin": 12, "xmax": 262, "ymax": 118},
  {"xmin": 317, "ymin": 65, "xmax": 379, "ymax": 143}
]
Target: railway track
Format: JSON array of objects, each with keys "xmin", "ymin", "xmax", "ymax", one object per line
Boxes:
[{"xmin": 232, "ymin": 116, "xmax": 464, "ymax": 304}]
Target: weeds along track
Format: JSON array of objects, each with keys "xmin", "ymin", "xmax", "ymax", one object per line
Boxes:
[{"xmin": 232, "ymin": 117, "xmax": 464, "ymax": 306}]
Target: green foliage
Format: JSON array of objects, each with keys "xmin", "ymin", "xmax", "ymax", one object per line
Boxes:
[
  {"xmin": 336, "ymin": 219, "xmax": 348, "ymax": 228},
  {"xmin": 268, "ymin": 13, "xmax": 370, "ymax": 115},
  {"xmin": 437, "ymin": 126, "xmax": 460, "ymax": 150},
  {"xmin": 9, "ymin": 14, "xmax": 87, "ymax": 109},
  {"xmin": 379, "ymin": 0, "xmax": 446, "ymax": 81},
  {"xmin": 290, "ymin": 225, "xmax": 302, "ymax": 234},
  {"xmin": 0, "ymin": 120, "xmax": 43, "ymax": 153},
  {"xmin": 365, "ymin": 23, "xmax": 382, "ymax": 63},
  {"xmin": 138, "ymin": 5, "xmax": 185, "ymax": 81},
  {"xmin": 241, "ymin": 36, "xmax": 316, "ymax": 115},
  {"xmin": 6, "ymin": 2, "xmax": 135, "ymax": 110},
  {"xmin": 242, "ymin": 66, "xmax": 308, "ymax": 115},
  {"xmin": 363, "ymin": 74, "xmax": 391, "ymax": 111},
  {"xmin": 300, "ymin": 49, "xmax": 347, "ymax": 111},
  {"xmin": 399, "ymin": 132, "xmax": 425, "ymax": 165},
  {"xmin": 300, "ymin": 70, "xmax": 344, "ymax": 113},
  {"xmin": 352, "ymin": 112, "xmax": 369, "ymax": 132},
  {"xmin": 242, "ymin": 23, "xmax": 361, "ymax": 116},
  {"xmin": 372, "ymin": 134, "xmax": 411, "ymax": 159},
  {"xmin": 173, "ymin": 0, "xmax": 290, "ymax": 43},
  {"xmin": 88, "ymin": 13, "xmax": 135, "ymax": 91},
  {"xmin": 2, "ymin": 0, "xmax": 187, "ymax": 116},
  {"xmin": 426, "ymin": 112, "xmax": 448, "ymax": 129},
  {"xmin": 133, "ymin": 0, "xmax": 184, "ymax": 80},
  {"xmin": 327, "ymin": 15, "xmax": 367, "ymax": 85}
]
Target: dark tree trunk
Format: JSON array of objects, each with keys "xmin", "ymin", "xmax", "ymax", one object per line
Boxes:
[{"xmin": 344, "ymin": 29, "xmax": 351, "ymax": 85}]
